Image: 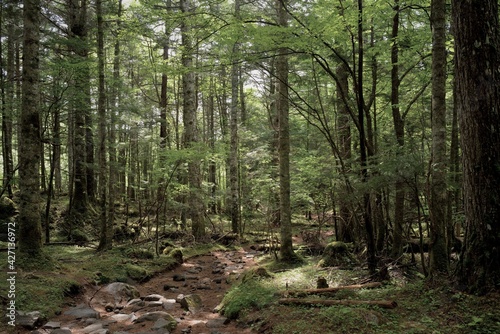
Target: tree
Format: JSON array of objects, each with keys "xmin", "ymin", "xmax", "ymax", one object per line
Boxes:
[
  {"xmin": 429, "ymin": 0, "xmax": 448, "ymax": 277},
  {"xmin": 18, "ymin": 0, "xmax": 43, "ymax": 257},
  {"xmin": 181, "ymin": 0, "xmax": 205, "ymax": 240},
  {"xmin": 276, "ymin": 0, "xmax": 297, "ymax": 262},
  {"xmin": 229, "ymin": 0, "xmax": 242, "ymax": 234},
  {"xmin": 453, "ymin": 0, "xmax": 500, "ymax": 294},
  {"xmin": 96, "ymin": 0, "xmax": 111, "ymax": 251}
]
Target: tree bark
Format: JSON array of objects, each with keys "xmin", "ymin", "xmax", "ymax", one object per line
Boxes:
[
  {"xmin": 229, "ymin": 0, "xmax": 241, "ymax": 234},
  {"xmin": 19, "ymin": 0, "xmax": 43, "ymax": 257},
  {"xmin": 429, "ymin": 0, "xmax": 449, "ymax": 277},
  {"xmin": 276, "ymin": 0, "xmax": 297, "ymax": 262},
  {"xmin": 453, "ymin": 0, "xmax": 500, "ymax": 294},
  {"xmin": 181, "ymin": 0, "xmax": 205, "ymax": 240},
  {"xmin": 391, "ymin": 0, "xmax": 405, "ymax": 259},
  {"xmin": 96, "ymin": 0, "xmax": 111, "ymax": 251}
]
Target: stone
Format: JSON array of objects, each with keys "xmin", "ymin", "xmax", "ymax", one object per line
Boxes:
[
  {"xmin": 110, "ymin": 313, "xmax": 133, "ymax": 321},
  {"xmin": 43, "ymin": 321, "xmax": 61, "ymax": 329},
  {"xmin": 82, "ymin": 322, "xmax": 103, "ymax": 333},
  {"xmin": 51, "ymin": 330, "xmax": 73, "ymax": 334},
  {"xmin": 179, "ymin": 294, "xmax": 203, "ymax": 314},
  {"xmin": 205, "ymin": 317, "xmax": 229, "ymax": 328},
  {"xmin": 16, "ymin": 311, "xmax": 45, "ymax": 329},
  {"xmin": 64, "ymin": 304, "xmax": 100, "ymax": 319},
  {"xmin": 103, "ymin": 282, "xmax": 140, "ymax": 306},
  {"xmin": 133, "ymin": 311, "xmax": 177, "ymax": 331},
  {"xmin": 173, "ymin": 274, "xmax": 185, "ymax": 281},
  {"xmin": 144, "ymin": 294, "xmax": 166, "ymax": 301}
]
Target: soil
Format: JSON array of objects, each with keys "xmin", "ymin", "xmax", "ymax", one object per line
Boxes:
[{"xmin": 15, "ymin": 248, "xmax": 259, "ymax": 334}]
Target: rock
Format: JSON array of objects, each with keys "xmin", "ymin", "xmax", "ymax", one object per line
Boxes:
[
  {"xmin": 133, "ymin": 311, "xmax": 177, "ymax": 331},
  {"xmin": 110, "ymin": 313, "xmax": 133, "ymax": 321},
  {"xmin": 144, "ymin": 294, "xmax": 165, "ymax": 301},
  {"xmin": 43, "ymin": 321, "xmax": 61, "ymax": 329},
  {"xmin": 82, "ymin": 323, "xmax": 103, "ymax": 333},
  {"xmin": 64, "ymin": 304, "xmax": 100, "ymax": 319},
  {"xmin": 101, "ymin": 282, "xmax": 140, "ymax": 307},
  {"xmin": 51, "ymin": 330, "xmax": 73, "ymax": 334},
  {"xmin": 205, "ymin": 317, "xmax": 229, "ymax": 328},
  {"xmin": 173, "ymin": 274, "xmax": 185, "ymax": 282},
  {"xmin": 319, "ymin": 241, "xmax": 356, "ymax": 267},
  {"xmin": 16, "ymin": 311, "xmax": 45, "ymax": 329},
  {"xmin": 179, "ymin": 294, "xmax": 203, "ymax": 314}
]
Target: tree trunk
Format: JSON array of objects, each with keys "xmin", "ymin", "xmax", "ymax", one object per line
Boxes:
[
  {"xmin": 1, "ymin": 2, "xmax": 16, "ymax": 199},
  {"xmin": 453, "ymin": 0, "xmax": 500, "ymax": 294},
  {"xmin": 429, "ymin": 0, "xmax": 449, "ymax": 277},
  {"xmin": 229, "ymin": 0, "xmax": 241, "ymax": 234},
  {"xmin": 276, "ymin": 0, "xmax": 297, "ymax": 262},
  {"xmin": 96, "ymin": 0, "xmax": 111, "ymax": 251},
  {"xmin": 357, "ymin": 0, "xmax": 377, "ymax": 274},
  {"xmin": 181, "ymin": 0, "xmax": 205, "ymax": 240},
  {"xmin": 391, "ymin": 0, "xmax": 405, "ymax": 259},
  {"xmin": 68, "ymin": 0, "xmax": 89, "ymax": 214},
  {"xmin": 336, "ymin": 63, "xmax": 354, "ymax": 243},
  {"xmin": 19, "ymin": 0, "xmax": 43, "ymax": 257}
]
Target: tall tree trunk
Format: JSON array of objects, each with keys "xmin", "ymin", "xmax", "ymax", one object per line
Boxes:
[
  {"xmin": 68, "ymin": 0, "xmax": 90, "ymax": 214},
  {"xmin": 1, "ymin": 2, "xmax": 16, "ymax": 199},
  {"xmin": 19, "ymin": 0, "xmax": 43, "ymax": 257},
  {"xmin": 453, "ymin": 0, "xmax": 500, "ymax": 294},
  {"xmin": 357, "ymin": 0, "xmax": 377, "ymax": 274},
  {"xmin": 429, "ymin": 0, "xmax": 449, "ymax": 277},
  {"xmin": 391, "ymin": 0, "xmax": 405, "ymax": 259},
  {"xmin": 108, "ymin": 0, "xmax": 122, "ymax": 240},
  {"xmin": 181, "ymin": 0, "xmax": 205, "ymax": 240},
  {"xmin": 96, "ymin": 0, "xmax": 111, "ymax": 251},
  {"xmin": 229, "ymin": 0, "xmax": 241, "ymax": 234},
  {"xmin": 277, "ymin": 0, "xmax": 297, "ymax": 262}
]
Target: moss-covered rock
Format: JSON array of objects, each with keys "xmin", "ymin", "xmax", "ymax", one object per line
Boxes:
[{"xmin": 318, "ymin": 241, "xmax": 356, "ymax": 267}]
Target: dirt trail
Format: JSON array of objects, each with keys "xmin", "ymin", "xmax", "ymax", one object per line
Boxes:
[{"xmin": 17, "ymin": 248, "xmax": 259, "ymax": 334}]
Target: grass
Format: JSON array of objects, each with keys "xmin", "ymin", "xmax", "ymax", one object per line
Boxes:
[
  {"xmin": 0, "ymin": 241, "xmax": 226, "ymax": 328},
  {"xmin": 221, "ymin": 251, "xmax": 500, "ymax": 334}
]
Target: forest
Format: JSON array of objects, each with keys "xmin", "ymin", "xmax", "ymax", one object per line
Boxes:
[{"xmin": 1, "ymin": 0, "xmax": 500, "ymax": 333}]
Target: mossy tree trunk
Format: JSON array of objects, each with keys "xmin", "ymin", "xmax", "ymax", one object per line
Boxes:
[
  {"xmin": 453, "ymin": 0, "xmax": 500, "ymax": 294},
  {"xmin": 19, "ymin": 0, "xmax": 43, "ymax": 257}
]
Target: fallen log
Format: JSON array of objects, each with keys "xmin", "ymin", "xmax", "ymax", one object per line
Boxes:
[
  {"xmin": 283, "ymin": 282, "xmax": 382, "ymax": 296},
  {"xmin": 278, "ymin": 298, "xmax": 397, "ymax": 309}
]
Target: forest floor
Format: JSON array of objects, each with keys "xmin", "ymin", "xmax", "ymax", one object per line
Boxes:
[{"xmin": 1, "ymin": 221, "xmax": 500, "ymax": 334}]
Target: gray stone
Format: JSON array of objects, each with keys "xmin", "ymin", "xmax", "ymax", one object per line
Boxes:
[
  {"xmin": 205, "ymin": 317, "xmax": 229, "ymax": 328},
  {"xmin": 110, "ymin": 313, "xmax": 133, "ymax": 321},
  {"xmin": 144, "ymin": 294, "xmax": 165, "ymax": 302},
  {"xmin": 82, "ymin": 322, "xmax": 103, "ymax": 333},
  {"xmin": 133, "ymin": 311, "xmax": 177, "ymax": 331},
  {"xmin": 179, "ymin": 294, "xmax": 203, "ymax": 314},
  {"xmin": 89, "ymin": 330, "xmax": 108, "ymax": 334},
  {"xmin": 64, "ymin": 304, "xmax": 100, "ymax": 319},
  {"xmin": 103, "ymin": 282, "xmax": 140, "ymax": 306},
  {"xmin": 146, "ymin": 301, "xmax": 164, "ymax": 308},
  {"xmin": 43, "ymin": 321, "xmax": 61, "ymax": 329},
  {"xmin": 51, "ymin": 330, "xmax": 73, "ymax": 334},
  {"xmin": 16, "ymin": 311, "xmax": 45, "ymax": 329}
]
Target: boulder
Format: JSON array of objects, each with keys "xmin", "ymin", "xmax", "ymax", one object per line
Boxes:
[
  {"xmin": 133, "ymin": 311, "xmax": 177, "ymax": 331},
  {"xmin": 179, "ymin": 294, "xmax": 203, "ymax": 314},
  {"xmin": 16, "ymin": 311, "xmax": 45, "ymax": 329},
  {"xmin": 319, "ymin": 241, "xmax": 356, "ymax": 267},
  {"xmin": 100, "ymin": 282, "xmax": 140, "ymax": 307},
  {"xmin": 64, "ymin": 304, "xmax": 100, "ymax": 319}
]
